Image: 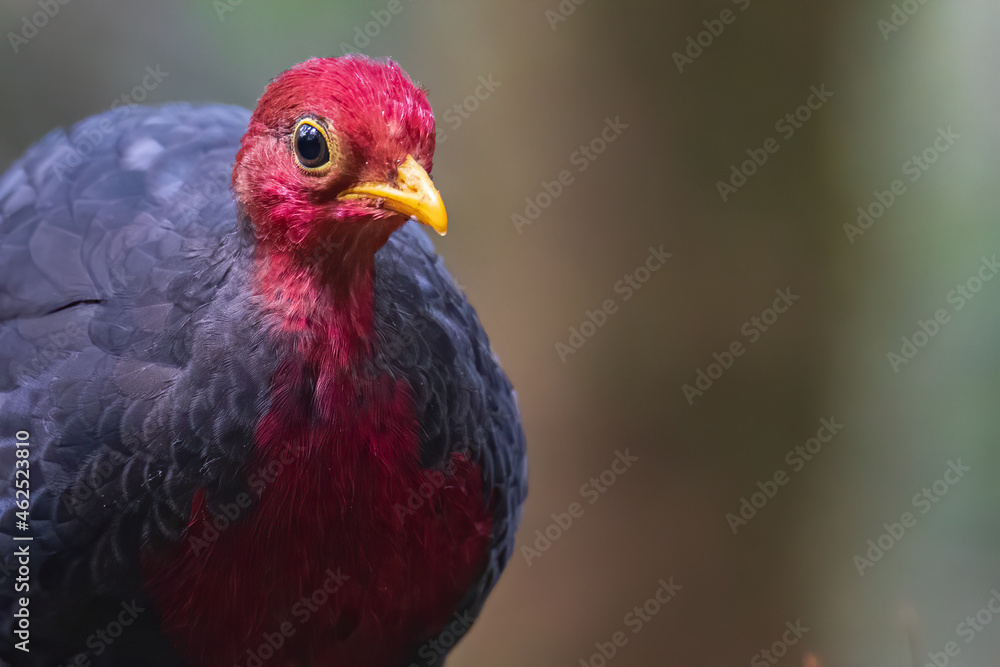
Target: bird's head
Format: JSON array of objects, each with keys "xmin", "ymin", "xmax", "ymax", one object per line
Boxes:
[{"xmin": 233, "ymin": 56, "xmax": 445, "ymax": 261}]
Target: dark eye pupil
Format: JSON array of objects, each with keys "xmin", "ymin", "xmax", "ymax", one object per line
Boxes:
[{"xmin": 295, "ymin": 123, "xmax": 328, "ymax": 167}]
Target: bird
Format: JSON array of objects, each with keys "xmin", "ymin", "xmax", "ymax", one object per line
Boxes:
[{"xmin": 0, "ymin": 55, "xmax": 527, "ymax": 667}]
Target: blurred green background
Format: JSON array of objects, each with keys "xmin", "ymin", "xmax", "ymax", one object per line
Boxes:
[{"xmin": 3, "ymin": 1, "xmax": 1000, "ymax": 665}]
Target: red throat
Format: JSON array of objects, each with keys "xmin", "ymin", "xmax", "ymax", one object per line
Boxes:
[{"xmin": 250, "ymin": 228, "xmax": 390, "ymax": 363}]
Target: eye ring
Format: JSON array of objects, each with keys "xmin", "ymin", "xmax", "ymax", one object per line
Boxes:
[{"xmin": 292, "ymin": 118, "xmax": 333, "ymax": 172}]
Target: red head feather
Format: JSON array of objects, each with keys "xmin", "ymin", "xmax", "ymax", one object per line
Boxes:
[{"xmin": 233, "ymin": 56, "xmax": 437, "ymax": 254}]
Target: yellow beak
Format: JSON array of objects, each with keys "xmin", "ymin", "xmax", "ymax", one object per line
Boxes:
[{"xmin": 337, "ymin": 155, "xmax": 448, "ymax": 235}]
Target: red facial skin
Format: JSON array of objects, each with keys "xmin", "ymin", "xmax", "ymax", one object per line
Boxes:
[{"xmin": 141, "ymin": 57, "xmax": 492, "ymax": 667}]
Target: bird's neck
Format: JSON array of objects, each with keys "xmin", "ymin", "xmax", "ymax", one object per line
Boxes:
[{"xmin": 252, "ymin": 241, "xmax": 378, "ymax": 367}]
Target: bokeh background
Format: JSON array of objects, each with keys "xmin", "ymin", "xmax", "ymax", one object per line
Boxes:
[{"xmin": 3, "ymin": 1, "xmax": 1000, "ymax": 665}]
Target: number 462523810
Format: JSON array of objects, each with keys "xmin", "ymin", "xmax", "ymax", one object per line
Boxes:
[{"xmin": 15, "ymin": 430, "xmax": 29, "ymax": 528}]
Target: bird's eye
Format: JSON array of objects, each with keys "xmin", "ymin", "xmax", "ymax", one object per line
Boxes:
[{"xmin": 293, "ymin": 118, "xmax": 332, "ymax": 172}]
